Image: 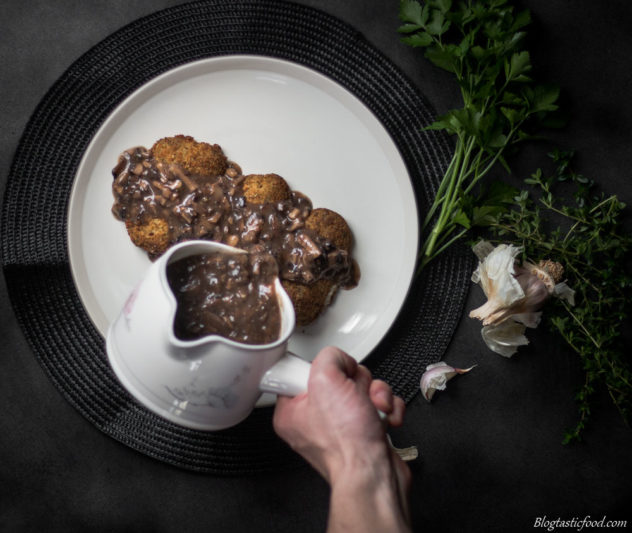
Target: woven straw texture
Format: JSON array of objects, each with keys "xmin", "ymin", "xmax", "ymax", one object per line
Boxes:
[{"xmin": 1, "ymin": 0, "xmax": 472, "ymax": 474}]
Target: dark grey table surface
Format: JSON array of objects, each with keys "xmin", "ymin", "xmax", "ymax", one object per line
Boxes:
[{"xmin": 1, "ymin": 1, "xmax": 631, "ymax": 532}]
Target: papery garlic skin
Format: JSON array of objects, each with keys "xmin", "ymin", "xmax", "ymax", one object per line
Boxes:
[
  {"xmin": 386, "ymin": 434, "xmax": 419, "ymax": 462},
  {"xmin": 472, "ymin": 240, "xmax": 495, "ymax": 261},
  {"xmin": 510, "ymin": 311, "xmax": 542, "ymax": 329},
  {"xmin": 469, "ymin": 244, "xmax": 526, "ymax": 325},
  {"xmin": 481, "ymin": 320, "xmax": 529, "ymax": 357},
  {"xmin": 469, "ymin": 242, "xmax": 573, "ymax": 326},
  {"xmin": 554, "ymin": 282, "xmax": 575, "ymax": 305},
  {"xmin": 420, "ymin": 361, "xmax": 475, "ymax": 402}
]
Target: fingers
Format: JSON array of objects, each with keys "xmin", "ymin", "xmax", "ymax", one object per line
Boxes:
[
  {"xmin": 313, "ymin": 347, "xmax": 371, "ymax": 386},
  {"xmin": 354, "ymin": 364, "xmax": 373, "ymax": 393},
  {"xmin": 370, "ymin": 379, "xmax": 394, "ymax": 413},
  {"xmin": 312, "ymin": 346, "xmax": 358, "ymax": 378},
  {"xmin": 370, "ymin": 380, "xmax": 406, "ymax": 427},
  {"xmin": 389, "ymin": 396, "xmax": 406, "ymax": 427},
  {"xmin": 311, "ymin": 346, "xmax": 404, "ymax": 425}
]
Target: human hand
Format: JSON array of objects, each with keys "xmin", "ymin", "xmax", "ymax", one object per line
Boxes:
[
  {"xmin": 274, "ymin": 347, "xmax": 410, "ymax": 502},
  {"xmin": 273, "ymin": 346, "xmax": 406, "ymax": 480},
  {"xmin": 273, "ymin": 347, "xmax": 410, "ymax": 533}
]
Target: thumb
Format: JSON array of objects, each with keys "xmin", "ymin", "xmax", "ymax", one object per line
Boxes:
[{"xmin": 272, "ymin": 392, "xmax": 305, "ymax": 437}]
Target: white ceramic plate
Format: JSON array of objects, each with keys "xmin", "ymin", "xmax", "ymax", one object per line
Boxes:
[{"xmin": 68, "ymin": 55, "xmax": 418, "ymax": 374}]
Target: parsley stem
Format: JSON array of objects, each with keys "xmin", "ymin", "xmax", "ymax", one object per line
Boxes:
[
  {"xmin": 421, "ymin": 143, "xmax": 462, "ymax": 230},
  {"xmin": 420, "ymin": 227, "xmax": 469, "ymax": 270},
  {"xmin": 421, "ymin": 138, "xmax": 464, "ymax": 253},
  {"xmin": 460, "ymin": 125, "xmax": 522, "ymax": 198},
  {"xmin": 422, "ymin": 135, "xmax": 476, "ymax": 260},
  {"xmin": 422, "ymin": 122, "xmax": 520, "ymax": 267}
]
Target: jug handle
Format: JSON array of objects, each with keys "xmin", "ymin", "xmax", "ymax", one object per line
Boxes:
[
  {"xmin": 258, "ymin": 352, "xmax": 388, "ymax": 422},
  {"xmin": 259, "ymin": 351, "xmax": 311, "ymax": 397}
]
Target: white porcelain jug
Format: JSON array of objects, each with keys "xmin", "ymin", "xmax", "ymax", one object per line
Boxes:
[{"xmin": 106, "ymin": 240, "xmax": 310, "ymax": 430}]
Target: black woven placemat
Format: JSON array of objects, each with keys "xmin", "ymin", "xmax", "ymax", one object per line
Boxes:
[{"xmin": 1, "ymin": 0, "xmax": 472, "ymax": 474}]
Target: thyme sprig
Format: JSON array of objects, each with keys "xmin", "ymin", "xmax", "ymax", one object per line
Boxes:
[{"xmin": 484, "ymin": 150, "xmax": 632, "ymax": 443}]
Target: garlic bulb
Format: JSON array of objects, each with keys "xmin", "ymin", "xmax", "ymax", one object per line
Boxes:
[
  {"xmin": 469, "ymin": 241, "xmax": 575, "ymax": 357},
  {"xmin": 420, "ymin": 361, "xmax": 475, "ymax": 401}
]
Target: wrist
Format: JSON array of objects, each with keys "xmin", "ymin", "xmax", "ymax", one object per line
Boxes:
[
  {"xmin": 328, "ymin": 440, "xmax": 392, "ymax": 488},
  {"xmin": 327, "ymin": 448, "xmax": 410, "ymax": 533}
]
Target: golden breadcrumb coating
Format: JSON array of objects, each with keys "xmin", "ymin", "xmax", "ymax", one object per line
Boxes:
[
  {"xmin": 125, "ymin": 218, "xmax": 170, "ymax": 256},
  {"xmin": 282, "ymin": 279, "xmax": 338, "ymax": 326},
  {"xmin": 283, "ymin": 209, "xmax": 353, "ymax": 324},
  {"xmin": 242, "ymin": 173, "xmax": 291, "ymax": 204},
  {"xmin": 151, "ymin": 135, "xmax": 227, "ymax": 176},
  {"xmin": 305, "ymin": 207, "xmax": 353, "ymax": 252}
]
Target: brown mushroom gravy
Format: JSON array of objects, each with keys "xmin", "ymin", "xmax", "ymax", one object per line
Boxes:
[
  {"xmin": 111, "ymin": 146, "xmax": 358, "ymax": 288},
  {"xmin": 167, "ymin": 251, "xmax": 281, "ymax": 344}
]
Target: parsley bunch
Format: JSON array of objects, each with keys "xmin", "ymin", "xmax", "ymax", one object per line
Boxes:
[
  {"xmin": 398, "ymin": 0, "xmax": 559, "ymax": 269},
  {"xmin": 485, "ymin": 150, "xmax": 632, "ymax": 443}
]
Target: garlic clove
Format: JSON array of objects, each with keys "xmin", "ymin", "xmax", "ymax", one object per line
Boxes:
[
  {"xmin": 515, "ymin": 264, "xmax": 552, "ymax": 307},
  {"xmin": 481, "ymin": 320, "xmax": 529, "ymax": 357},
  {"xmin": 420, "ymin": 361, "xmax": 475, "ymax": 402}
]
